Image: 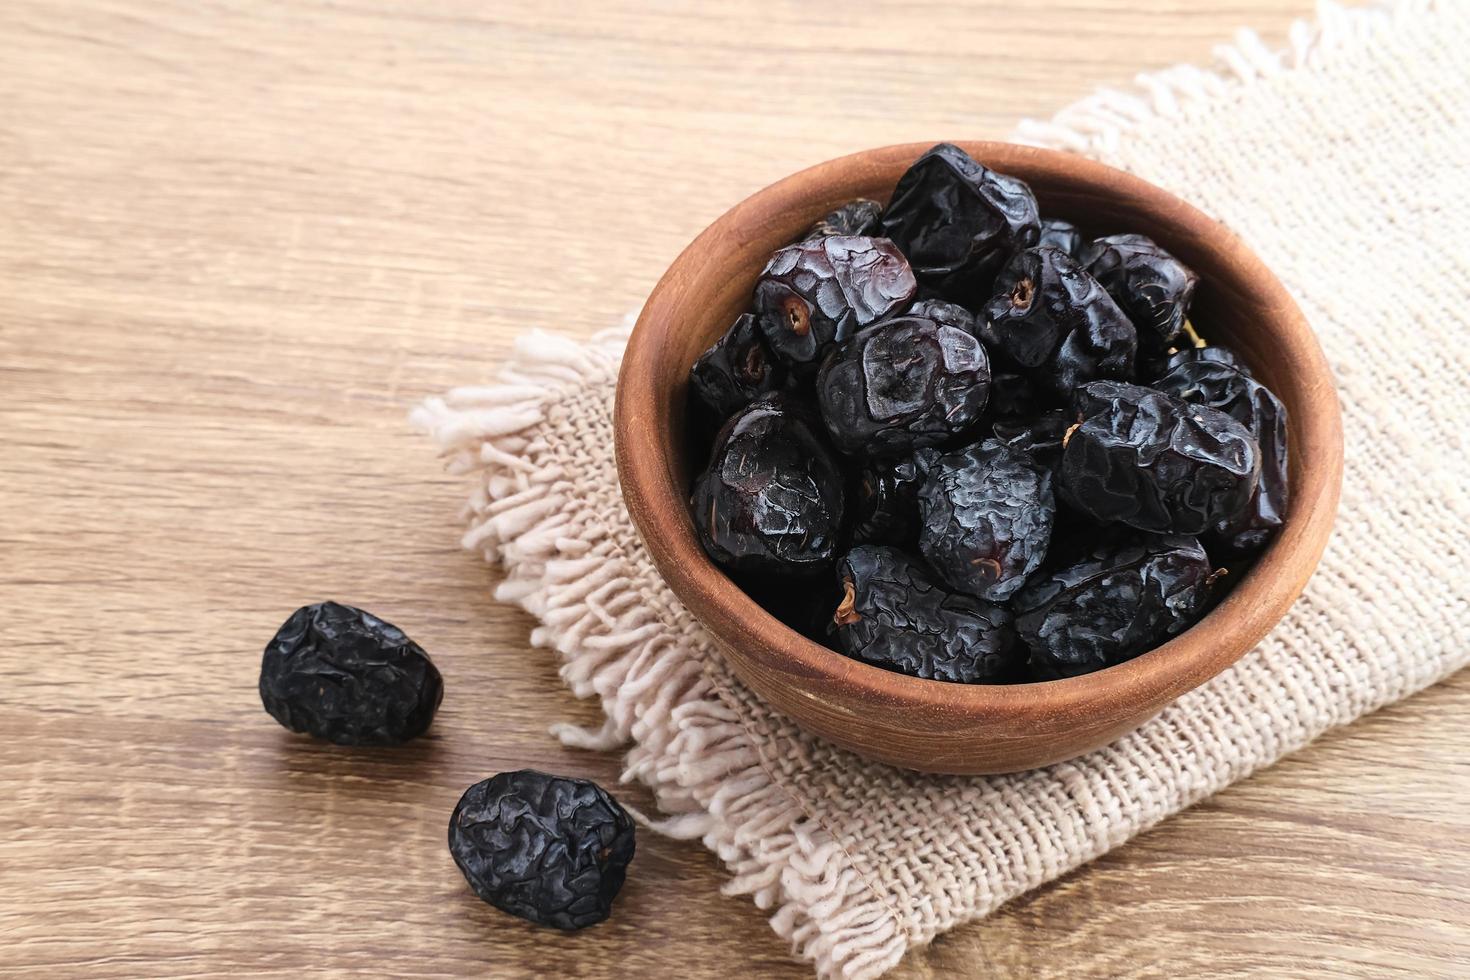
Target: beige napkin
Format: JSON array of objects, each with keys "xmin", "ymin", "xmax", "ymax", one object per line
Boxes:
[{"xmin": 414, "ymin": 2, "xmax": 1470, "ymax": 975}]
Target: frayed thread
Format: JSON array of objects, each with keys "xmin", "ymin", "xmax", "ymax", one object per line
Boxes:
[
  {"xmin": 413, "ymin": 319, "xmax": 906, "ymax": 979},
  {"xmin": 1013, "ymin": 0, "xmax": 1443, "ymax": 157}
]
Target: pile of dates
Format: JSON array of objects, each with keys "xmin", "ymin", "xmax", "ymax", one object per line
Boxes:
[{"xmin": 687, "ymin": 143, "xmax": 1289, "ymax": 682}]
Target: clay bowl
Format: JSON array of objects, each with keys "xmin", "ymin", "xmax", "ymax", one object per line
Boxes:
[{"xmin": 615, "ymin": 141, "xmax": 1343, "ymax": 775}]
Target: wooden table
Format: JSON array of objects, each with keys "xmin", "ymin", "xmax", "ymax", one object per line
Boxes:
[{"xmin": 3, "ymin": 2, "xmax": 1466, "ymax": 976}]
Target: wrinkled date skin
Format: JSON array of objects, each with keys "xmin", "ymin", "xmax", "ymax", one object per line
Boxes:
[
  {"xmin": 1156, "ymin": 356, "xmax": 1289, "ymax": 556},
  {"xmin": 1037, "ymin": 218, "xmax": 1085, "ymax": 259},
  {"xmin": 804, "ymin": 198, "xmax": 883, "ymax": 240},
  {"xmin": 754, "ymin": 235, "xmax": 916, "ymax": 367},
  {"xmin": 1014, "ymin": 534, "xmax": 1217, "ymax": 677},
  {"xmin": 449, "ymin": 770, "xmax": 636, "ymax": 931},
  {"xmin": 259, "ymin": 601, "xmax": 443, "ymax": 746},
  {"xmin": 834, "ymin": 545, "xmax": 1020, "ymax": 683},
  {"xmin": 908, "ymin": 298, "xmax": 976, "ymax": 334},
  {"xmin": 850, "ymin": 448, "xmax": 939, "ymax": 546},
  {"xmin": 690, "ymin": 393, "xmax": 846, "ymax": 574},
  {"xmin": 1061, "ymin": 381, "xmax": 1260, "ymax": 534},
  {"xmin": 816, "ymin": 315, "xmax": 991, "ymax": 456},
  {"xmin": 1079, "ymin": 234, "xmax": 1198, "ymax": 364},
  {"xmin": 917, "ymin": 440, "xmax": 1056, "ymax": 602},
  {"xmin": 991, "ymin": 409, "xmax": 1073, "ymax": 470},
  {"xmin": 981, "ymin": 245, "xmax": 1137, "ymax": 395},
  {"xmin": 880, "ymin": 143, "xmax": 1040, "ymax": 305},
  {"xmin": 1157, "ymin": 344, "xmax": 1252, "ymax": 380},
  {"xmin": 688, "ymin": 313, "xmax": 783, "ymax": 418}
]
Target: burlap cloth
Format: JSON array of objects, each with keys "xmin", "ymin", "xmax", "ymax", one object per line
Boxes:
[{"xmin": 414, "ymin": 2, "xmax": 1470, "ymax": 975}]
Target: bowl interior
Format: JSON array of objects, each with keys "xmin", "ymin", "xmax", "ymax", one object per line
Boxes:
[{"xmin": 617, "ymin": 142, "xmax": 1342, "ymax": 773}]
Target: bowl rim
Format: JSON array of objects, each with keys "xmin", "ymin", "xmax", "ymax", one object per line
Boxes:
[{"xmin": 615, "ymin": 140, "xmax": 1343, "ymax": 730}]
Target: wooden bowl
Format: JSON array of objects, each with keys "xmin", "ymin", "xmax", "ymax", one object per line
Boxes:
[{"xmin": 614, "ymin": 142, "xmax": 1343, "ymax": 775}]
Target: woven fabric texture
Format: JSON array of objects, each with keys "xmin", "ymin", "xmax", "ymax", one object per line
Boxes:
[{"xmin": 414, "ymin": 2, "xmax": 1470, "ymax": 976}]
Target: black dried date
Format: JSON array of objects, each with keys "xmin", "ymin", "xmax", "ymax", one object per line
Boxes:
[
  {"xmin": 1061, "ymin": 381, "xmax": 1260, "ymax": 535},
  {"xmin": 689, "ymin": 313, "xmax": 783, "ymax": 418},
  {"xmin": 908, "ymin": 298, "xmax": 977, "ymax": 334},
  {"xmin": 816, "ymin": 314, "xmax": 990, "ymax": 456},
  {"xmin": 917, "ymin": 439, "xmax": 1056, "ymax": 601},
  {"xmin": 850, "ymin": 448, "xmax": 939, "ymax": 547},
  {"xmin": 991, "ymin": 409, "xmax": 1073, "ymax": 470},
  {"xmin": 1014, "ymin": 533, "xmax": 1217, "ymax": 677},
  {"xmin": 880, "ymin": 143, "xmax": 1039, "ymax": 304},
  {"xmin": 754, "ymin": 235, "xmax": 917, "ymax": 367},
  {"xmin": 1157, "ymin": 344, "xmax": 1253, "ymax": 380},
  {"xmin": 834, "ymin": 545, "xmax": 1020, "ymax": 683},
  {"xmin": 1078, "ymin": 233, "xmax": 1197, "ymax": 364},
  {"xmin": 690, "ymin": 393, "xmax": 846, "ymax": 574},
  {"xmin": 980, "ymin": 245, "xmax": 1137, "ymax": 395},
  {"xmin": 258, "ymin": 601, "xmax": 443, "ymax": 746},
  {"xmin": 804, "ymin": 198, "xmax": 883, "ymax": 240},
  {"xmin": 449, "ymin": 770, "xmax": 636, "ymax": 930},
  {"xmin": 1155, "ymin": 356, "xmax": 1289, "ymax": 556},
  {"xmin": 1037, "ymin": 218, "xmax": 1084, "ymax": 258}
]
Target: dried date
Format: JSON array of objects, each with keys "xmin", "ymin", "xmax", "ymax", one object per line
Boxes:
[
  {"xmin": 880, "ymin": 143, "xmax": 1040, "ymax": 304},
  {"xmin": 991, "ymin": 409, "xmax": 1073, "ymax": 470},
  {"xmin": 980, "ymin": 245, "xmax": 1137, "ymax": 395},
  {"xmin": 258, "ymin": 601, "xmax": 443, "ymax": 746},
  {"xmin": 1155, "ymin": 355, "xmax": 1289, "ymax": 555},
  {"xmin": 1157, "ymin": 344, "xmax": 1253, "ymax": 380},
  {"xmin": 834, "ymin": 545, "xmax": 1020, "ymax": 683},
  {"xmin": 754, "ymin": 235, "xmax": 916, "ymax": 367},
  {"xmin": 1014, "ymin": 533, "xmax": 1217, "ymax": 677},
  {"xmin": 1037, "ymin": 218, "xmax": 1084, "ymax": 258},
  {"xmin": 449, "ymin": 770, "xmax": 636, "ymax": 930},
  {"xmin": 908, "ymin": 298, "xmax": 977, "ymax": 334},
  {"xmin": 1078, "ymin": 233, "xmax": 1197, "ymax": 366},
  {"xmin": 1060, "ymin": 381, "xmax": 1260, "ymax": 535},
  {"xmin": 689, "ymin": 313, "xmax": 783, "ymax": 418},
  {"xmin": 816, "ymin": 314, "xmax": 990, "ymax": 456},
  {"xmin": 850, "ymin": 448, "xmax": 939, "ymax": 547},
  {"xmin": 916, "ymin": 439, "xmax": 1056, "ymax": 601},
  {"xmin": 804, "ymin": 198, "xmax": 883, "ymax": 240},
  {"xmin": 690, "ymin": 393, "xmax": 846, "ymax": 574}
]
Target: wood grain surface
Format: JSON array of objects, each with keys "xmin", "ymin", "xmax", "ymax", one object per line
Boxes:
[{"xmin": 1, "ymin": 1, "xmax": 1464, "ymax": 977}]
